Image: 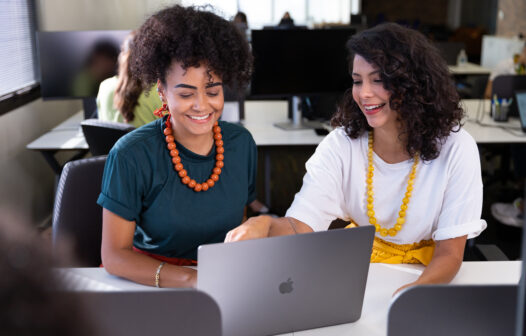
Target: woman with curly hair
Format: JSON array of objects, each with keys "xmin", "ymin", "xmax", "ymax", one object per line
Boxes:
[
  {"xmin": 97, "ymin": 5, "xmax": 256, "ymax": 288},
  {"xmin": 229, "ymin": 23, "xmax": 487, "ymax": 293}
]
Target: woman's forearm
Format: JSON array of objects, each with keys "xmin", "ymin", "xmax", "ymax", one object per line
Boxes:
[
  {"xmin": 268, "ymin": 216, "xmax": 314, "ymax": 236},
  {"xmin": 415, "ymin": 235, "xmax": 467, "ymax": 285},
  {"xmin": 102, "ymin": 248, "xmax": 196, "ymax": 288}
]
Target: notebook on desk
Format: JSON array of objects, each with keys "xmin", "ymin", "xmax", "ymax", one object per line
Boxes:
[{"xmin": 197, "ymin": 226, "xmax": 375, "ymax": 336}]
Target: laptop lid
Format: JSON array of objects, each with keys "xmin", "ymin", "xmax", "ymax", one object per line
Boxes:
[
  {"xmin": 197, "ymin": 226, "xmax": 375, "ymax": 336},
  {"xmin": 60, "ymin": 290, "xmax": 221, "ymax": 336},
  {"xmin": 388, "ymin": 284, "xmax": 518, "ymax": 336}
]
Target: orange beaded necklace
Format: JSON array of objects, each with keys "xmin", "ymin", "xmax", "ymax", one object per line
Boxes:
[
  {"xmin": 163, "ymin": 113, "xmax": 224, "ymax": 192},
  {"xmin": 366, "ymin": 131, "xmax": 419, "ymax": 237}
]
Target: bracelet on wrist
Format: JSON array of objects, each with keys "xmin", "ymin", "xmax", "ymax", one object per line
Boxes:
[{"xmin": 155, "ymin": 261, "xmax": 166, "ymax": 288}]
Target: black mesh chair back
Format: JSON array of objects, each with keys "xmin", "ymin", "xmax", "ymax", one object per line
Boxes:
[
  {"xmin": 52, "ymin": 156, "xmax": 107, "ymax": 266},
  {"xmin": 81, "ymin": 119, "xmax": 135, "ymax": 156}
]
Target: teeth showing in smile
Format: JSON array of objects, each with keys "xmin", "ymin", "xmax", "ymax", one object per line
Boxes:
[
  {"xmin": 189, "ymin": 113, "xmax": 211, "ymax": 120},
  {"xmin": 364, "ymin": 104, "xmax": 384, "ymax": 111}
]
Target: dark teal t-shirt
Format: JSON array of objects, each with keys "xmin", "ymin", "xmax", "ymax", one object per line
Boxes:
[{"xmin": 97, "ymin": 117, "xmax": 257, "ymax": 260}]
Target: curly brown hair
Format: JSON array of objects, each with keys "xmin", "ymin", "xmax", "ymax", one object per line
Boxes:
[
  {"xmin": 130, "ymin": 5, "xmax": 253, "ymax": 93},
  {"xmin": 331, "ymin": 23, "xmax": 464, "ymax": 161}
]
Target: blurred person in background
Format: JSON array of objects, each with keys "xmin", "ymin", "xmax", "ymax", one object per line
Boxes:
[{"xmin": 97, "ymin": 31, "xmax": 162, "ymax": 128}]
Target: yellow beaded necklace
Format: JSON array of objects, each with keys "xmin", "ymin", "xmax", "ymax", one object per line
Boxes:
[{"xmin": 366, "ymin": 131, "xmax": 419, "ymax": 237}]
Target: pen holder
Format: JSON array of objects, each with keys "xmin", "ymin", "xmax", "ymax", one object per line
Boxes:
[{"xmin": 492, "ymin": 104, "xmax": 510, "ymax": 122}]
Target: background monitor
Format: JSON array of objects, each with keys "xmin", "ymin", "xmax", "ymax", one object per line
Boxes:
[
  {"xmin": 492, "ymin": 75, "xmax": 526, "ymax": 117},
  {"xmin": 250, "ymin": 28, "xmax": 355, "ymax": 97},
  {"xmin": 37, "ymin": 30, "xmax": 130, "ymax": 100}
]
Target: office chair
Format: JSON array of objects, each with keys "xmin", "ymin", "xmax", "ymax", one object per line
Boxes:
[
  {"xmin": 52, "ymin": 156, "xmax": 106, "ymax": 266},
  {"xmin": 81, "ymin": 119, "xmax": 135, "ymax": 156}
]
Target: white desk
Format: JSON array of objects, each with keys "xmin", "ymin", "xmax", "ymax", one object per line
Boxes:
[
  {"xmin": 449, "ymin": 62, "xmax": 491, "ymax": 76},
  {"xmin": 27, "ymin": 111, "xmax": 87, "ymax": 150},
  {"xmin": 26, "ymin": 100, "xmax": 526, "ymax": 154},
  {"xmin": 244, "ymin": 101, "xmax": 325, "ymax": 146},
  {"xmin": 244, "ymin": 99, "xmax": 526, "ymax": 146},
  {"xmin": 58, "ymin": 261, "xmax": 521, "ymax": 336},
  {"xmin": 26, "ymin": 111, "xmax": 88, "ymax": 176},
  {"xmin": 462, "ymin": 99, "xmax": 526, "ymax": 143}
]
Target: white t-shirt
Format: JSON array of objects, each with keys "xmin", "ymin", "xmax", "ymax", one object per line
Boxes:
[{"xmin": 286, "ymin": 128, "xmax": 487, "ymax": 244}]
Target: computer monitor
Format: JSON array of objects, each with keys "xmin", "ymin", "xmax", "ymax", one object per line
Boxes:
[
  {"xmin": 492, "ymin": 75, "xmax": 526, "ymax": 117},
  {"xmin": 37, "ymin": 30, "xmax": 130, "ymax": 118},
  {"xmin": 250, "ymin": 28, "xmax": 355, "ymax": 129}
]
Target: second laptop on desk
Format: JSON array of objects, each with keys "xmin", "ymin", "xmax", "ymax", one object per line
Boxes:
[{"xmin": 198, "ymin": 226, "xmax": 375, "ymax": 336}]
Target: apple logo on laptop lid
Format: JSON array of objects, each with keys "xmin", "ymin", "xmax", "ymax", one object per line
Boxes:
[{"xmin": 279, "ymin": 278, "xmax": 294, "ymax": 294}]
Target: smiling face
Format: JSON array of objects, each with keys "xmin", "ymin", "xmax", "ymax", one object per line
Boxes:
[
  {"xmin": 351, "ymin": 54, "xmax": 398, "ymax": 132},
  {"xmin": 158, "ymin": 61, "xmax": 224, "ymax": 144}
]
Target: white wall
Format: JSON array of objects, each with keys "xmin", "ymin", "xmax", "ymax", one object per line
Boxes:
[
  {"xmin": 0, "ymin": 0, "xmax": 181, "ymax": 226},
  {"xmin": 37, "ymin": 0, "xmax": 181, "ymax": 31},
  {"xmin": 0, "ymin": 99, "xmax": 81, "ymax": 226}
]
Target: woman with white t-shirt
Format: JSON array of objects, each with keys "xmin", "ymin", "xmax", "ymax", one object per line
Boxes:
[{"xmin": 227, "ymin": 23, "xmax": 487, "ymax": 293}]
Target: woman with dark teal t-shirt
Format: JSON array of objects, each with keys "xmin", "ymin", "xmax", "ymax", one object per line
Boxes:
[{"xmin": 97, "ymin": 5, "xmax": 255, "ymax": 288}]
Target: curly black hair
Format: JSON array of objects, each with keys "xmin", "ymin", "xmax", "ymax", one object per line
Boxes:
[
  {"xmin": 130, "ymin": 5, "xmax": 253, "ymax": 93},
  {"xmin": 331, "ymin": 23, "xmax": 464, "ymax": 161}
]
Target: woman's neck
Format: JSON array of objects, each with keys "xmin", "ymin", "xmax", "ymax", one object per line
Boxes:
[
  {"xmin": 372, "ymin": 126, "xmax": 410, "ymax": 164},
  {"xmin": 172, "ymin": 122, "xmax": 214, "ymax": 156}
]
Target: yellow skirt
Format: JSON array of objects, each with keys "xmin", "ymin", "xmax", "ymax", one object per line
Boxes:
[{"xmin": 346, "ymin": 223, "xmax": 435, "ymax": 265}]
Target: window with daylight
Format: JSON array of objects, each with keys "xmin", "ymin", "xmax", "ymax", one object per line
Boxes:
[
  {"xmin": 0, "ymin": 0, "xmax": 39, "ymax": 115},
  {"xmin": 181, "ymin": 0, "xmax": 360, "ymax": 29}
]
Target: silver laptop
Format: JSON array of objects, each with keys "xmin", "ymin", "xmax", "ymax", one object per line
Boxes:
[
  {"xmin": 198, "ymin": 226, "xmax": 375, "ymax": 336},
  {"xmin": 388, "ymin": 284, "xmax": 517, "ymax": 336}
]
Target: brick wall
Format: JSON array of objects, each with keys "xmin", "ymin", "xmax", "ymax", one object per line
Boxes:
[{"xmin": 496, "ymin": 0, "xmax": 526, "ymax": 37}]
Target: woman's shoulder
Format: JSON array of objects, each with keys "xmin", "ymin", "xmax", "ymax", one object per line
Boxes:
[
  {"xmin": 436, "ymin": 128, "xmax": 479, "ymax": 163},
  {"xmin": 98, "ymin": 76, "xmax": 118, "ymax": 95},
  {"xmin": 219, "ymin": 121, "xmax": 255, "ymax": 144},
  {"xmin": 443, "ymin": 128, "xmax": 477, "ymax": 150},
  {"xmin": 322, "ymin": 127, "xmax": 364, "ymax": 149},
  {"xmin": 111, "ymin": 118, "xmax": 164, "ymax": 157}
]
